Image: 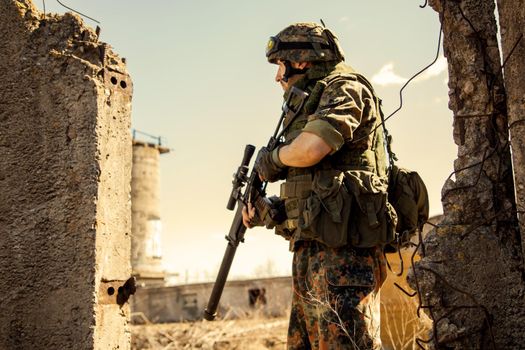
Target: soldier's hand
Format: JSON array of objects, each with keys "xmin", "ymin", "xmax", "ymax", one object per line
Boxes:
[
  {"xmin": 242, "ymin": 202, "xmax": 257, "ymax": 228},
  {"xmin": 262, "ymin": 195, "xmax": 287, "ymax": 229},
  {"xmin": 254, "ymin": 146, "xmax": 286, "ymax": 182}
]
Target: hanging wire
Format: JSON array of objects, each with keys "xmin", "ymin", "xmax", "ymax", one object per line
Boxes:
[
  {"xmin": 353, "ymin": 22, "xmax": 443, "ymax": 144},
  {"xmin": 441, "ymin": 147, "xmax": 491, "ymax": 200},
  {"xmin": 384, "ymin": 23, "xmax": 442, "ymax": 126},
  {"xmin": 501, "ymin": 34, "xmax": 523, "ymax": 72},
  {"xmin": 420, "ymin": 0, "xmax": 428, "ymax": 9},
  {"xmin": 56, "ymin": 0, "xmax": 100, "ymax": 24}
]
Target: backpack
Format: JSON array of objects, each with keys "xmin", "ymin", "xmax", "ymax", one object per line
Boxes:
[
  {"xmin": 352, "ymin": 73, "xmax": 430, "ymax": 252},
  {"xmin": 384, "ymin": 164, "xmax": 429, "ymax": 253}
]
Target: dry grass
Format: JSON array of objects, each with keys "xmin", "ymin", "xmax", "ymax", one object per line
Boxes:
[
  {"xmin": 131, "ymin": 316, "xmax": 288, "ymax": 350},
  {"xmin": 380, "ymin": 249, "xmax": 433, "ymax": 350},
  {"xmin": 131, "ymin": 294, "xmax": 431, "ymax": 350},
  {"xmin": 381, "ymin": 292, "xmax": 433, "ymax": 350}
]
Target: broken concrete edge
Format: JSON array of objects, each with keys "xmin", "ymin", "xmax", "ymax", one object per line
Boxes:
[{"xmin": 15, "ymin": 0, "xmax": 129, "ymax": 76}]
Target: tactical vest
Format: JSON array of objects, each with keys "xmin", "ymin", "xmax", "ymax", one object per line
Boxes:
[{"xmin": 276, "ymin": 62, "xmax": 397, "ymax": 251}]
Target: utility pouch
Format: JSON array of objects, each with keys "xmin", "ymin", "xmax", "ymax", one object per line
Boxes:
[
  {"xmin": 384, "ymin": 165, "xmax": 429, "ymax": 252},
  {"xmin": 298, "ymin": 169, "xmax": 352, "ymax": 248},
  {"xmin": 274, "ymin": 224, "xmax": 294, "ymax": 241},
  {"xmin": 344, "ymin": 170, "xmax": 398, "ymax": 248}
]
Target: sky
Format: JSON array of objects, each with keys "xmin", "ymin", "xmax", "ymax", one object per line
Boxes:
[{"xmin": 37, "ymin": 0, "xmax": 456, "ymax": 283}]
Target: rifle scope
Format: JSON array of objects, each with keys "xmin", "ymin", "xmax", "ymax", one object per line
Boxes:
[{"xmin": 226, "ymin": 144, "xmax": 255, "ymax": 210}]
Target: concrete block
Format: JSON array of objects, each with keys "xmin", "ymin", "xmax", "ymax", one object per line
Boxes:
[{"xmin": 0, "ymin": 1, "xmax": 133, "ymax": 349}]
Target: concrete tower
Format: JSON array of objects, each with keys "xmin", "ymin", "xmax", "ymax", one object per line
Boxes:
[{"xmin": 131, "ymin": 132, "xmax": 170, "ymax": 286}]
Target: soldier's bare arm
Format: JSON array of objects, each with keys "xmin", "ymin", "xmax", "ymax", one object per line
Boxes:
[{"xmin": 278, "ymin": 131, "xmax": 332, "ymax": 167}]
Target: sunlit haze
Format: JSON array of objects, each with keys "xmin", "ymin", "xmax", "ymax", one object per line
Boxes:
[{"xmin": 37, "ymin": 0, "xmax": 455, "ymax": 284}]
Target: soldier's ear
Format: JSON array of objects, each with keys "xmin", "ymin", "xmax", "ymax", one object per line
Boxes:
[{"xmin": 296, "ymin": 62, "xmax": 310, "ymax": 70}]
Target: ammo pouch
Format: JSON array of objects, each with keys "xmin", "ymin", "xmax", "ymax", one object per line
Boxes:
[
  {"xmin": 344, "ymin": 170, "xmax": 397, "ymax": 248},
  {"xmin": 298, "ymin": 169, "xmax": 352, "ymax": 248}
]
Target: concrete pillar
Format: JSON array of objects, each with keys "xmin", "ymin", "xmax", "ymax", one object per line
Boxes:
[
  {"xmin": 497, "ymin": 0, "xmax": 525, "ymax": 262},
  {"xmin": 412, "ymin": 0, "xmax": 525, "ymax": 348},
  {"xmin": 0, "ymin": 1, "xmax": 133, "ymax": 349},
  {"xmin": 131, "ymin": 140, "xmax": 170, "ymax": 286}
]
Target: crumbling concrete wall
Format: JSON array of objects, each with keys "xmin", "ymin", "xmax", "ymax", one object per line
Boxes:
[
  {"xmin": 411, "ymin": 0, "xmax": 525, "ymax": 348},
  {"xmin": 0, "ymin": 1, "xmax": 133, "ymax": 349},
  {"xmin": 497, "ymin": 0, "xmax": 525, "ymax": 259}
]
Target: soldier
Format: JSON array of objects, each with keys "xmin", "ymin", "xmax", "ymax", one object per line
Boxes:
[{"xmin": 242, "ymin": 22, "xmax": 392, "ymax": 349}]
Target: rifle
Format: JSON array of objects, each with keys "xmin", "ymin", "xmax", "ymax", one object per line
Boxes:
[{"xmin": 203, "ymin": 86, "xmax": 308, "ymax": 321}]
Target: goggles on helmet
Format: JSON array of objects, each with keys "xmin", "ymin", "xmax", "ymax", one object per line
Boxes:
[
  {"xmin": 266, "ymin": 36, "xmax": 280, "ymax": 57},
  {"xmin": 265, "ymin": 36, "xmax": 332, "ymax": 58}
]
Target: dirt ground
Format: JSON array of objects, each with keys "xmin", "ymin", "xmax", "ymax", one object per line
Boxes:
[
  {"xmin": 131, "ymin": 249, "xmax": 431, "ymax": 350},
  {"xmin": 131, "ymin": 317, "xmax": 289, "ymax": 350}
]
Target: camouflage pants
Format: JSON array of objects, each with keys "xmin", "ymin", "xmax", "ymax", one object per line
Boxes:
[{"xmin": 287, "ymin": 241, "xmax": 386, "ymax": 350}]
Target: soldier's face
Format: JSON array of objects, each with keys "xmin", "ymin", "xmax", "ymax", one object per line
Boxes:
[{"xmin": 275, "ymin": 60, "xmax": 307, "ymax": 92}]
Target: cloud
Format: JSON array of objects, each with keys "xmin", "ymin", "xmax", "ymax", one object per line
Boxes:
[
  {"xmin": 371, "ymin": 55, "xmax": 448, "ymax": 87},
  {"xmin": 415, "ymin": 56, "xmax": 448, "ymax": 82},
  {"xmin": 371, "ymin": 63, "xmax": 407, "ymax": 86}
]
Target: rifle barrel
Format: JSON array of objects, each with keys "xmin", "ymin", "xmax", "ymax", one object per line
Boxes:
[{"xmin": 204, "ymin": 204, "xmax": 246, "ymax": 320}]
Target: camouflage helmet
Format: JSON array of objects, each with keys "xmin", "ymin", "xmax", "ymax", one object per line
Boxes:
[{"xmin": 266, "ymin": 22, "xmax": 345, "ymax": 64}]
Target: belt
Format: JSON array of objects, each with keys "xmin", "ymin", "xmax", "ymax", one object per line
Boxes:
[{"xmin": 332, "ymin": 165, "xmax": 375, "ymax": 172}]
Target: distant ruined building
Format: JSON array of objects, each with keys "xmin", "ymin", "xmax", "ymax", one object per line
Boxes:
[{"xmin": 131, "ymin": 131, "xmax": 170, "ymax": 287}]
